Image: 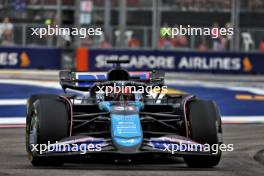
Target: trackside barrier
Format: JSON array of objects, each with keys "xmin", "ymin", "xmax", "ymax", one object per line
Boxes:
[
  {"xmin": 0, "ymin": 47, "xmax": 61, "ymax": 69},
  {"xmin": 75, "ymin": 49, "xmax": 264, "ymax": 74},
  {"xmin": 76, "ymin": 48, "xmax": 89, "ymax": 71}
]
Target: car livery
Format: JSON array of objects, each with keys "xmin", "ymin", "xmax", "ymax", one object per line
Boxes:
[{"xmin": 26, "ymin": 59, "xmax": 222, "ymax": 167}]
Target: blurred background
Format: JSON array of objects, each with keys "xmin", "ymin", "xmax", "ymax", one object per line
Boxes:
[{"xmin": 0, "ymin": 0, "xmax": 263, "ymax": 52}]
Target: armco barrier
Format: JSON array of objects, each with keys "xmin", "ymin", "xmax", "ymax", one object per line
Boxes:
[
  {"xmin": 76, "ymin": 49, "xmax": 264, "ymax": 74},
  {"xmin": 0, "ymin": 47, "xmax": 61, "ymax": 69}
]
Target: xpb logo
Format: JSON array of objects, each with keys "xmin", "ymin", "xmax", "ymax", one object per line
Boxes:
[{"xmin": 160, "ymin": 27, "xmax": 172, "ymax": 37}]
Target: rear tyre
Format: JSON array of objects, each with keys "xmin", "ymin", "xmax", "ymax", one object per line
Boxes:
[
  {"xmin": 184, "ymin": 100, "xmax": 222, "ymax": 168},
  {"xmin": 26, "ymin": 95, "xmax": 70, "ymax": 166}
]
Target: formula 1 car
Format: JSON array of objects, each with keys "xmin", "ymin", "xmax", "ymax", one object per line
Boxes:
[{"xmin": 26, "ymin": 60, "xmax": 222, "ymax": 167}]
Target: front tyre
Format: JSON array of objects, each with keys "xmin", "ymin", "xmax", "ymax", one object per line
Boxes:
[
  {"xmin": 26, "ymin": 95, "xmax": 70, "ymax": 166},
  {"xmin": 184, "ymin": 100, "xmax": 222, "ymax": 168}
]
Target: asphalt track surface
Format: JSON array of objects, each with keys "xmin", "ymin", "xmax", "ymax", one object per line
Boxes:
[{"xmin": 0, "ymin": 125, "xmax": 263, "ymax": 176}]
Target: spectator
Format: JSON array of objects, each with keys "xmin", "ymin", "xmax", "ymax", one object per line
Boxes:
[
  {"xmin": 128, "ymin": 34, "xmax": 140, "ymax": 48},
  {"xmin": 80, "ymin": 37, "xmax": 93, "ymax": 48},
  {"xmin": 259, "ymin": 38, "xmax": 264, "ymax": 52},
  {"xmin": 158, "ymin": 36, "xmax": 173, "ymax": 49},
  {"xmin": 170, "ymin": 36, "xmax": 177, "ymax": 48},
  {"xmin": 212, "ymin": 38, "xmax": 225, "ymax": 51},
  {"xmin": 0, "ymin": 17, "xmax": 14, "ymax": 45},
  {"xmin": 211, "ymin": 22, "xmax": 228, "ymax": 51},
  {"xmin": 197, "ymin": 40, "xmax": 209, "ymax": 51},
  {"xmin": 211, "ymin": 22, "xmax": 220, "ymax": 39},
  {"xmin": 250, "ymin": 0, "xmax": 264, "ymax": 10},
  {"xmin": 176, "ymin": 35, "xmax": 188, "ymax": 47},
  {"xmin": 182, "ymin": 0, "xmax": 194, "ymax": 10},
  {"xmin": 100, "ymin": 37, "xmax": 112, "ymax": 48}
]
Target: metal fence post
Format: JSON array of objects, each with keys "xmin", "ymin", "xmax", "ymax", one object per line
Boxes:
[
  {"xmin": 104, "ymin": 0, "xmax": 111, "ymax": 40},
  {"xmin": 231, "ymin": 0, "xmax": 240, "ymax": 52},
  {"xmin": 22, "ymin": 24, "xmax": 26, "ymax": 46},
  {"xmin": 152, "ymin": 0, "xmax": 158, "ymax": 49},
  {"xmin": 118, "ymin": 0, "xmax": 127, "ymax": 47}
]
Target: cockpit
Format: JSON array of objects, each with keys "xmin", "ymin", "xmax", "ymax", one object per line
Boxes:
[{"xmin": 95, "ymin": 82, "xmax": 142, "ymax": 103}]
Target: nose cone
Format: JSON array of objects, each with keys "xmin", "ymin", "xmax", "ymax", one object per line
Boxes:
[
  {"xmin": 111, "ymin": 114, "xmax": 143, "ymax": 152},
  {"xmin": 114, "ymin": 137, "xmax": 142, "ymax": 149}
]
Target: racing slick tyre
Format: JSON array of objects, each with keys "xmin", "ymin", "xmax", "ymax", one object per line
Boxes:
[
  {"xmin": 26, "ymin": 95, "xmax": 70, "ymax": 166},
  {"xmin": 184, "ymin": 100, "xmax": 222, "ymax": 168}
]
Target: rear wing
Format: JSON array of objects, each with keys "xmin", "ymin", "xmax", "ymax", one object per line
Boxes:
[{"xmin": 59, "ymin": 70, "xmax": 164, "ymax": 91}]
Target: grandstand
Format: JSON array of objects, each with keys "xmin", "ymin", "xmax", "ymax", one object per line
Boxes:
[{"xmin": 0, "ymin": 0, "xmax": 264, "ymax": 52}]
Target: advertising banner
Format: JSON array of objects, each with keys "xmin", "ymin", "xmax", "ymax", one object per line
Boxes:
[
  {"xmin": 0, "ymin": 47, "xmax": 61, "ymax": 69},
  {"xmin": 85, "ymin": 49, "xmax": 264, "ymax": 74}
]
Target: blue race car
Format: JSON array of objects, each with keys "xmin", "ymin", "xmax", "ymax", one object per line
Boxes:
[{"xmin": 26, "ymin": 60, "xmax": 222, "ymax": 167}]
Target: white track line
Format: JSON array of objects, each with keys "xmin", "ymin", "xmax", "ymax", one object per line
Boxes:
[
  {"xmin": 0, "ymin": 99, "xmax": 26, "ymax": 106},
  {"xmin": 0, "ymin": 118, "xmax": 25, "ymax": 124},
  {"xmin": 222, "ymin": 116, "xmax": 264, "ymax": 123},
  {"xmin": 0, "ymin": 79, "xmax": 83, "ymax": 95},
  {"xmin": 166, "ymin": 80, "xmax": 264, "ymax": 95},
  {"xmin": 0, "ymin": 79, "xmax": 61, "ymax": 89}
]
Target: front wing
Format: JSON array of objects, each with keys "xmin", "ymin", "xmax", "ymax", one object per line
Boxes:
[{"xmin": 33, "ymin": 135, "xmax": 214, "ymax": 157}]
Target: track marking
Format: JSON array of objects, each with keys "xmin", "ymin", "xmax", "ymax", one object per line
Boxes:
[
  {"xmin": 0, "ymin": 79, "xmax": 60, "ymax": 89},
  {"xmin": 166, "ymin": 80, "xmax": 264, "ymax": 95},
  {"xmin": 222, "ymin": 116, "xmax": 264, "ymax": 124},
  {"xmin": 166, "ymin": 88, "xmax": 186, "ymax": 94},
  {"xmin": 0, "ymin": 124, "xmax": 25, "ymax": 128},
  {"xmin": 236, "ymin": 94, "xmax": 264, "ymax": 101},
  {"xmin": 0, "ymin": 99, "xmax": 26, "ymax": 105},
  {"xmin": 0, "ymin": 118, "xmax": 25, "ymax": 124}
]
